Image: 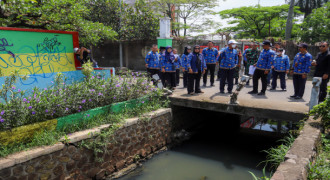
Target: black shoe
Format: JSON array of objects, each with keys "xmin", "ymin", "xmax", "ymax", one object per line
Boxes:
[
  {"xmin": 267, "ymin": 84, "xmax": 271, "ymax": 87},
  {"xmin": 216, "ymin": 78, "xmax": 220, "ymax": 81},
  {"xmin": 220, "ymin": 91, "xmax": 225, "ymax": 94},
  {"xmin": 203, "ymin": 84, "xmax": 206, "ymax": 87},
  {"xmin": 290, "ymin": 95, "xmax": 297, "ymax": 98},
  {"xmin": 211, "ymin": 84, "xmax": 215, "ymax": 87},
  {"xmin": 228, "ymin": 91, "xmax": 232, "ymax": 94},
  {"xmin": 294, "ymin": 96, "xmax": 302, "ymax": 99},
  {"xmin": 184, "ymin": 86, "xmax": 187, "ymax": 88},
  {"xmin": 257, "ymin": 92, "xmax": 265, "ymax": 95},
  {"xmin": 282, "ymin": 89, "xmax": 287, "ymax": 91},
  {"xmin": 248, "ymin": 91, "xmax": 258, "ymax": 94},
  {"xmin": 269, "ymin": 88, "xmax": 276, "ymax": 90},
  {"xmin": 246, "ymin": 83, "xmax": 250, "ymax": 86}
]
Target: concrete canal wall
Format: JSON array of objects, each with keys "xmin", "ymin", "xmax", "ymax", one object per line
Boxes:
[{"xmin": 0, "ymin": 108, "xmax": 172, "ymax": 180}]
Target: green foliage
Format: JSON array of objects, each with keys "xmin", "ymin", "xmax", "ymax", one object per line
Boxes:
[
  {"xmin": 0, "ymin": 70, "xmax": 159, "ymax": 131},
  {"xmin": 299, "ymin": 2, "xmax": 330, "ymax": 44},
  {"xmin": 81, "ymin": 60, "xmax": 94, "ymax": 78},
  {"xmin": 249, "ymin": 167, "xmax": 271, "ymax": 180},
  {"xmin": 88, "ymin": 0, "xmax": 160, "ymax": 41},
  {"xmin": 218, "ymin": 5, "xmax": 302, "ymax": 39},
  {"xmin": 307, "ymin": 134, "xmax": 330, "ymax": 180},
  {"xmin": 0, "ymin": 0, "xmax": 117, "ymax": 46},
  {"xmin": 310, "ymin": 87, "xmax": 330, "ymax": 130},
  {"xmin": 261, "ymin": 134, "xmax": 296, "ymax": 170}
]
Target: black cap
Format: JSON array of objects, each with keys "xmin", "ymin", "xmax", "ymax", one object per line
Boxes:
[
  {"xmin": 298, "ymin": 43, "xmax": 308, "ymax": 49},
  {"xmin": 262, "ymin": 40, "xmax": 271, "ymax": 46},
  {"xmin": 278, "ymin": 48, "xmax": 284, "ymax": 52}
]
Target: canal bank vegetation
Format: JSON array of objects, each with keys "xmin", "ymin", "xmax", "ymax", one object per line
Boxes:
[
  {"xmin": 308, "ymin": 87, "xmax": 330, "ymax": 180},
  {"xmin": 0, "ymin": 66, "xmax": 168, "ymax": 158}
]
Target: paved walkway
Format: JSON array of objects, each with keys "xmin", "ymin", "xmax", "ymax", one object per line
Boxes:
[{"xmin": 171, "ymin": 79, "xmax": 312, "ymax": 115}]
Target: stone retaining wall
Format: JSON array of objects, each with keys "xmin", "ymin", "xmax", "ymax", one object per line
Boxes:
[
  {"xmin": 271, "ymin": 117, "xmax": 321, "ymax": 180},
  {"xmin": 0, "ymin": 108, "xmax": 172, "ymax": 180}
]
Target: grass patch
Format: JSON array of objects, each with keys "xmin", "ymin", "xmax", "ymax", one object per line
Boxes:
[
  {"xmin": 0, "ymin": 95, "xmax": 169, "ymax": 158},
  {"xmin": 307, "ymin": 133, "xmax": 330, "ymax": 180}
]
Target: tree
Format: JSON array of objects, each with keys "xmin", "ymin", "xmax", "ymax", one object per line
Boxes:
[
  {"xmin": 218, "ymin": 5, "xmax": 302, "ymax": 39},
  {"xmin": 0, "ymin": 0, "xmax": 117, "ymax": 46},
  {"xmin": 285, "ymin": 0, "xmax": 296, "ymax": 40},
  {"xmin": 294, "ymin": 0, "xmax": 329, "ymax": 18},
  {"xmin": 299, "ymin": 2, "xmax": 330, "ymax": 43},
  {"xmin": 88, "ymin": 0, "xmax": 160, "ymax": 41}
]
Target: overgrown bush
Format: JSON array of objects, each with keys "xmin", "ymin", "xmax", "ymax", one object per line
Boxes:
[{"xmin": 0, "ymin": 71, "xmax": 159, "ymax": 131}]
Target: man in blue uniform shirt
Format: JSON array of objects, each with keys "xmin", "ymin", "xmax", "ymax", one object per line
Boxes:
[
  {"xmin": 217, "ymin": 40, "xmax": 239, "ymax": 94},
  {"xmin": 145, "ymin": 44, "xmax": 160, "ymax": 84},
  {"xmin": 202, "ymin": 41, "xmax": 218, "ymax": 87},
  {"xmin": 290, "ymin": 43, "xmax": 313, "ymax": 99},
  {"xmin": 248, "ymin": 40, "xmax": 275, "ymax": 96},
  {"xmin": 181, "ymin": 46, "xmax": 192, "ymax": 88},
  {"xmin": 270, "ymin": 48, "xmax": 290, "ymax": 91}
]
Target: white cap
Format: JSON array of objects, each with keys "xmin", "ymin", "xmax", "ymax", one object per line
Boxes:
[
  {"xmin": 228, "ymin": 40, "xmax": 238, "ymax": 44},
  {"xmin": 74, "ymin": 48, "xmax": 79, "ymax": 53}
]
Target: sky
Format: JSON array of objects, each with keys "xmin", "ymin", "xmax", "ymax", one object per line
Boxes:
[{"xmin": 189, "ymin": 0, "xmax": 287, "ymax": 36}]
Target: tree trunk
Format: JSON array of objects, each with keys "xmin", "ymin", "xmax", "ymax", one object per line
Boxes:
[
  {"xmin": 285, "ymin": 0, "xmax": 295, "ymax": 40},
  {"xmin": 184, "ymin": 18, "xmax": 187, "ymax": 37}
]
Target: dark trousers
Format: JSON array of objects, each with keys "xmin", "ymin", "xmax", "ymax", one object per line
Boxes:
[
  {"xmin": 183, "ymin": 71, "xmax": 188, "ymax": 87},
  {"xmin": 188, "ymin": 71, "xmax": 202, "ymax": 93},
  {"xmin": 165, "ymin": 72, "xmax": 176, "ymax": 89},
  {"xmin": 319, "ymin": 78, "xmax": 329, "ymax": 102},
  {"xmin": 253, "ymin": 69, "xmax": 268, "ymax": 93},
  {"xmin": 147, "ymin": 68, "xmax": 160, "ymax": 85},
  {"xmin": 176, "ymin": 69, "xmax": 180, "ymax": 86},
  {"xmin": 220, "ymin": 68, "xmax": 235, "ymax": 92},
  {"xmin": 272, "ymin": 71, "xmax": 286, "ymax": 90},
  {"xmin": 293, "ymin": 74, "xmax": 307, "ymax": 97},
  {"xmin": 267, "ymin": 69, "xmax": 272, "ymax": 85},
  {"xmin": 160, "ymin": 72, "xmax": 166, "ymax": 86},
  {"xmin": 203, "ymin": 64, "xmax": 216, "ymax": 85}
]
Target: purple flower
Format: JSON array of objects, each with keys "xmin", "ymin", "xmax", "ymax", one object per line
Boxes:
[
  {"xmin": 12, "ymin": 86, "xmax": 16, "ymax": 90},
  {"xmin": 0, "ymin": 110, "xmax": 4, "ymax": 115},
  {"xmin": 89, "ymin": 99, "xmax": 92, "ymax": 102},
  {"xmin": 57, "ymin": 104, "xmax": 60, "ymax": 107},
  {"xmin": 51, "ymin": 81, "xmax": 54, "ymax": 84},
  {"xmin": 44, "ymin": 88, "xmax": 47, "ymax": 90},
  {"xmin": 102, "ymin": 85, "xmax": 105, "ymax": 88},
  {"xmin": 28, "ymin": 106, "xmax": 32, "ymax": 109},
  {"xmin": 27, "ymin": 101, "xmax": 30, "ymax": 104},
  {"xmin": 45, "ymin": 109, "xmax": 49, "ymax": 113},
  {"xmin": 78, "ymin": 110, "xmax": 81, "ymax": 112},
  {"xmin": 0, "ymin": 119, "xmax": 4, "ymax": 123},
  {"xmin": 116, "ymin": 84, "xmax": 120, "ymax": 87},
  {"xmin": 66, "ymin": 108, "xmax": 69, "ymax": 111},
  {"xmin": 32, "ymin": 111, "xmax": 35, "ymax": 115},
  {"xmin": 90, "ymin": 89, "xmax": 95, "ymax": 92},
  {"xmin": 18, "ymin": 89, "xmax": 21, "ymax": 92},
  {"xmin": 97, "ymin": 76, "xmax": 100, "ymax": 79},
  {"xmin": 82, "ymin": 99, "xmax": 86, "ymax": 103},
  {"xmin": 113, "ymin": 96, "xmax": 116, "ymax": 99},
  {"xmin": 79, "ymin": 106, "xmax": 82, "ymax": 109},
  {"xmin": 91, "ymin": 76, "xmax": 95, "ymax": 79},
  {"xmin": 37, "ymin": 98, "xmax": 40, "ymax": 102},
  {"xmin": 86, "ymin": 114, "xmax": 90, "ymax": 117},
  {"xmin": 142, "ymin": 101, "xmax": 144, "ymax": 104},
  {"xmin": 34, "ymin": 94, "xmax": 37, "ymax": 98},
  {"xmin": 23, "ymin": 98, "xmax": 27, "ymax": 102},
  {"xmin": 98, "ymin": 93, "xmax": 103, "ymax": 96},
  {"xmin": 28, "ymin": 97, "xmax": 31, "ymax": 100},
  {"xmin": 62, "ymin": 83, "xmax": 65, "ymax": 85}
]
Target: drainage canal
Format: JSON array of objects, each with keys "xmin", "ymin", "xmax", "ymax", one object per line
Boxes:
[{"xmin": 116, "ymin": 106, "xmax": 299, "ymax": 180}]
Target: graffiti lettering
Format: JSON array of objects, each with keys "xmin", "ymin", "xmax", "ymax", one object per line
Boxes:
[
  {"xmin": 0, "ymin": 38, "xmax": 15, "ymax": 57},
  {"xmin": 0, "ymin": 36, "xmax": 75, "ymax": 85}
]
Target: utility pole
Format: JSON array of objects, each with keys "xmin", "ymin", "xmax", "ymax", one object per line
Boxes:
[
  {"xmin": 285, "ymin": 0, "xmax": 295, "ymax": 40},
  {"xmin": 119, "ymin": 0, "xmax": 123, "ymax": 68}
]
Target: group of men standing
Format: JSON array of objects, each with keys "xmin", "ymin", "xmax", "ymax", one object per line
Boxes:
[{"xmin": 145, "ymin": 40, "xmax": 330, "ymax": 102}]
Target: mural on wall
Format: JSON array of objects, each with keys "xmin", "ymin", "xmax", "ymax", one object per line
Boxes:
[{"xmin": 0, "ymin": 29, "xmax": 77, "ymax": 85}]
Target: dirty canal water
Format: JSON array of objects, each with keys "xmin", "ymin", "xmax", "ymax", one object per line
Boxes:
[{"xmin": 118, "ymin": 126, "xmax": 280, "ymax": 180}]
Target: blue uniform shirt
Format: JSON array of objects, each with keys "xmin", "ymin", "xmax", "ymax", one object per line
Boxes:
[
  {"xmin": 272, "ymin": 55, "xmax": 290, "ymax": 72},
  {"xmin": 145, "ymin": 51, "xmax": 160, "ymax": 69},
  {"xmin": 174, "ymin": 54, "xmax": 181, "ymax": 69},
  {"xmin": 218, "ymin": 47, "xmax": 238, "ymax": 69},
  {"xmin": 202, "ymin": 47, "xmax": 218, "ymax": 64},
  {"xmin": 161, "ymin": 53, "xmax": 176, "ymax": 72},
  {"xmin": 256, "ymin": 49, "xmax": 275, "ymax": 70},
  {"xmin": 187, "ymin": 53, "xmax": 206, "ymax": 73},
  {"xmin": 181, "ymin": 54, "xmax": 189, "ymax": 71},
  {"xmin": 243, "ymin": 48, "xmax": 249, "ymax": 62},
  {"xmin": 293, "ymin": 52, "xmax": 313, "ymax": 74}
]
